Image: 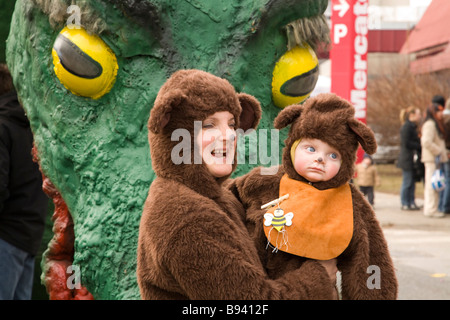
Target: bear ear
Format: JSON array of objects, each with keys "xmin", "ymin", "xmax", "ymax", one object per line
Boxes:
[
  {"xmin": 238, "ymin": 93, "xmax": 262, "ymax": 131},
  {"xmin": 273, "ymin": 104, "xmax": 303, "ymax": 129},
  {"xmin": 348, "ymin": 118, "xmax": 377, "ymax": 155},
  {"xmin": 148, "ymin": 89, "xmax": 186, "ymax": 134}
]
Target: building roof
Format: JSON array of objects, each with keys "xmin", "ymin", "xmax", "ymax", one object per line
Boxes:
[
  {"xmin": 400, "ymin": 0, "xmax": 450, "ymax": 73},
  {"xmin": 408, "ymin": 43, "xmax": 450, "ymax": 74},
  {"xmin": 400, "ymin": 0, "xmax": 450, "ymax": 54}
]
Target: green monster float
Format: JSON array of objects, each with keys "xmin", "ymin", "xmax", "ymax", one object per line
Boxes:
[{"xmin": 5, "ymin": 0, "xmax": 329, "ymax": 299}]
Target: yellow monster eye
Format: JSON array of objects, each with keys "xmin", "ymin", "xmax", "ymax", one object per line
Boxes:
[
  {"xmin": 271, "ymin": 43, "xmax": 319, "ymax": 108},
  {"xmin": 52, "ymin": 26, "xmax": 118, "ymax": 99}
]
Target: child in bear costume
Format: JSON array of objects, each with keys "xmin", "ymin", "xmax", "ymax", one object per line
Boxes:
[
  {"xmin": 137, "ymin": 70, "xmax": 338, "ymax": 299},
  {"xmin": 230, "ymin": 93, "xmax": 398, "ymax": 299}
]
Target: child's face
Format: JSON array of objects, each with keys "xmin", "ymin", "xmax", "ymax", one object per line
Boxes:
[
  {"xmin": 293, "ymin": 138, "xmax": 342, "ymax": 183},
  {"xmin": 196, "ymin": 111, "xmax": 237, "ymax": 178},
  {"xmin": 362, "ymin": 157, "xmax": 371, "ymax": 167}
]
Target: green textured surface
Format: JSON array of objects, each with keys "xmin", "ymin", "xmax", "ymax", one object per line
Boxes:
[{"xmin": 6, "ymin": 0, "xmax": 328, "ymax": 299}]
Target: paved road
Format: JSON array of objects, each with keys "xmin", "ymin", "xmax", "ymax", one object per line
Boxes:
[{"xmin": 373, "ymin": 192, "xmax": 450, "ymax": 300}]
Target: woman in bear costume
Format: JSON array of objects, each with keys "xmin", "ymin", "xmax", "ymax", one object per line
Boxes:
[
  {"xmin": 229, "ymin": 93, "xmax": 398, "ymax": 299},
  {"xmin": 137, "ymin": 70, "xmax": 337, "ymax": 299}
]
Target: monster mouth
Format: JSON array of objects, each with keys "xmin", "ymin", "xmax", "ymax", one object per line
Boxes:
[
  {"xmin": 35, "ymin": 146, "xmax": 94, "ymax": 300},
  {"xmin": 40, "ymin": 174, "xmax": 94, "ymax": 300}
]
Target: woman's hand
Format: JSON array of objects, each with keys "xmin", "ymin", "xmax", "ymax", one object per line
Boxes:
[
  {"xmin": 317, "ymin": 258, "xmax": 339, "ymax": 299},
  {"xmin": 317, "ymin": 258, "xmax": 338, "ymax": 283}
]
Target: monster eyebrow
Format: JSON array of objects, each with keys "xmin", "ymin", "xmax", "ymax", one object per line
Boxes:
[{"xmin": 104, "ymin": 0, "xmax": 162, "ymax": 37}]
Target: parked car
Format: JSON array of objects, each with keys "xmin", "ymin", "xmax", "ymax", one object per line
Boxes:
[{"xmin": 372, "ymin": 145, "xmax": 400, "ymax": 164}]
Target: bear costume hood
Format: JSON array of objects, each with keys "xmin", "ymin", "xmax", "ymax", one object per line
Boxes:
[
  {"xmin": 148, "ymin": 69, "xmax": 261, "ymax": 199},
  {"xmin": 274, "ymin": 93, "xmax": 377, "ymax": 190}
]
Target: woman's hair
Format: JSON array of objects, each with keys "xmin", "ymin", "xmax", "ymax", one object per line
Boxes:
[
  {"xmin": 425, "ymin": 102, "xmax": 445, "ymax": 138},
  {"xmin": 399, "ymin": 106, "xmax": 419, "ymax": 124},
  {"xmin": 0, "ymin": 64, "xmax": 13, "ymax": 95}
]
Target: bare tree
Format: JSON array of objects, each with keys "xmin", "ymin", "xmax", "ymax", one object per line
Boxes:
[{"xmin": 368, "ymin": 62, "xmax": 450, "ymax": 146}]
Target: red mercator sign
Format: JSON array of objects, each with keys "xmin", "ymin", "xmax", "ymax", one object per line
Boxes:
[{"xmin": 330, "ymin": 0, "xmax": 369, "ymax": 162}]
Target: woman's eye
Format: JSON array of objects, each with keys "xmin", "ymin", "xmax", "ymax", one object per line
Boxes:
[
  {"xmin": 228, "ymin": 122, "xmax": 236, "ymax": 129},
  {"xmin": 202, "ymin": 123, "xmax": 214, "ymax": 129}
]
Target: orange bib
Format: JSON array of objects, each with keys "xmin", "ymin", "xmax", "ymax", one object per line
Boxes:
[{"xmin": 263, "ymin": 174, "xmax": 353, "ymax": 260}]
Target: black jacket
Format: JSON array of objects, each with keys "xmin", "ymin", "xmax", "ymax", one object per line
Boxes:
[
  {"xmin": 0, "ymin": 91, "xmax": 48, "ymax": 255},
  {"xmin": 397, "ymin": 119, "xmax": 421, "ymax": 171}
]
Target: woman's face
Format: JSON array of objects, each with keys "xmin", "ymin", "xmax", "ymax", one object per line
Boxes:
[
  {"xmin": 196, "ymin": 111, "xmax": 237, "ymax": 178},
  {"xmin": 411, "ymin": 109, "xmax": 422, "ymax": 123}
]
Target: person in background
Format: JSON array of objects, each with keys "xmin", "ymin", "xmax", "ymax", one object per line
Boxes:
[
  {"xmin": 431, "ymin": 95, "xmax": 450, "ymax": 214},
  {"xmin": 397, "ymin": 106, "xmax": 422, "ymax": 211},
  {"xmin": 421, "ymin": 101, "xmax": 447, "ymax": 218},
  {"xmin": 0, "ymin": 64, "xmax": 49, "ymax": 299},
  {"xmin": 441, "ymin": 98, "xmax": 450, "ymax": 214},
  {"xmin": 356, "ymin": 154, "xmax": 380, "ymax": 207}
]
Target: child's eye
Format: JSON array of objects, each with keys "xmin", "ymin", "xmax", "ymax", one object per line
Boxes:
[
  {"xmin": 329, "ymin": 153, "xmax": 339, "ymax": 160},
  {"xmin": 306, "ymin": 146, "xmax": 315, "ymax": 152}
]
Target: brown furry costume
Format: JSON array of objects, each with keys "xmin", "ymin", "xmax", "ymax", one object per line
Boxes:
[
  {"xmin": 137, "ymin": 70, "xmax": 337, "ymax": 299},
  {"xmin": 229, "ymin": 93, "xmax": 398, "ymax": 299}
]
